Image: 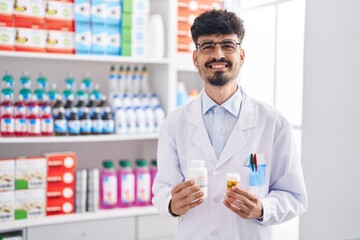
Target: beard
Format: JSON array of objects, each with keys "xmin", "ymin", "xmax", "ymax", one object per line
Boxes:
[{"xmin": 207, "ymin": 71, "xmax": 231, "ymax": 86}]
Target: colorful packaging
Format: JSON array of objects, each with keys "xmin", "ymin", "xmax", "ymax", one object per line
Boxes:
[
  {"xmin": 0, "ymin": 158, "xmax": 15, "ymax": 191},
  {"xmin": 75, "ymin": 22, "xmax": 91, "ymax": 54},
  {"xmin": 0, "ymin": 191, "xmax": 14, "ymax": 222},
  {"xmin": 15, "ymin": 189, "xmax": 46, "ymax": 220},
  {"xmin": 15, "ymin": 156, "xmax": 47, "ymax": 190}
]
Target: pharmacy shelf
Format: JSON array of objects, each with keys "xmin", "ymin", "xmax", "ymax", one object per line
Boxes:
[
  {"xmin": 0, "ymin": 206, "xmax": 158, "ymax": 232},
  {"xmin": 0, "ymin": 133, "xmax": 159, "ymax": 143},
  {"xmin": 0, "ymin": 51, "xmax": 169, "ymax": 64}
]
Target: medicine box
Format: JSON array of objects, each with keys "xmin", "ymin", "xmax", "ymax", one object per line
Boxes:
[
  {"xmin": 15, "ymin": 189, "xmax": 46, "ymax": 220},
  {"xmin": 122, "ymin": 13, "xmax": 148, "ymax": 29},
  {"xmin": 0, "ymin": 191, "xmax": 14, "ymax": 222},
  {"xmin": 45, "ymin": 1, "xmax": 74, "ymax": 31},
  {"xmin": 74, "ymin": 0, "xmax": 91, "ymax": 23},
  {"xmin": 91, "ymin": 23, "xmax": 107, "ymax": 55},
  {"xmin": 91, "ymin": 0, "xmax": 107, "ymax": 24},
  {"xmin": 13, "ymin": 0, "xmax": 45, "ymax": 28},
  {"xmin": 75, "ymin": 22, "xmax": 91, "ymax": 54},
  {"xmin": 46, "ymin": 30, "xmax": 75, "ymax": 54},
  {"xmin": 15, "ymin": 156, "xmax": 47, "ymax": 190},
  {"xmin": 123, "ymin": 0, "xmax": 149, "ymax": 14},
  {"xmin": 106, "ymin": 24, "xmax": 121, "ymax": 55},
  {"xmin": 0, "ymin": 158, "xmax": 15, "ymax": 191},
  {"xmin": 107, "ymin": 0, "xmax": 122, "ymax": 26},
  {"xmin": 0, "ymin": 26, "xmax": 15, "ymax": 51},
  {"xmin": 0, "ymin": 0, "xmax": 14, "ymax": 19}
]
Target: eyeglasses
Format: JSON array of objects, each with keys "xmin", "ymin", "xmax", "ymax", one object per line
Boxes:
[{"xmin": 196, "ymin": 39, "xmax": 241, "ymax": 54}]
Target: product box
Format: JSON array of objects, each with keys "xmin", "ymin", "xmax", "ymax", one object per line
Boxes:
[
  {"xmin": 45, "ymin": 152, "xmax": 77, "ymax": 171},
  {"xmin": 46, "ymin": 198, "xmax": 74, "ymax": 216},
  {"xmin": 122, "ymin": 12, "xmax": 148, "ymax": 29},
  {"xmin": 91, "ymin": 23, "xmax": 107, "ymax": 55},
  {"xmin": 122, "ymin": 41, "xmax": 147, "ymax": 57},
  {"xmin": 0, "ymin": 158, "xmax": 15, "ymax": 191},
  {"xmin": 15, "ymin": 189, "xmax": 46, "ymax": 220},
  {"xmin": 75, "ymin": 22, "xmax": 91, "ymax": 54},
  {"xmin": 74, "ymin": 0, "xmax": 91, "ymax": 23},
  {"xmin": 91, "ymin": 0, "xmax": 107, "ymax": 24},
  {"xmin": 122, "ymin": 27, "xmax": 147, "ymax": 43},
  {"xmin": 0, "ymin": 191, "xmax": 14, "ymax": 222},
  {"xmin": 15, "ymin": 156, "xmax": 47, "ymax": 190},
  {"xmin": 123, "ymin": 0, "xmax": 149, "ymax": 14},
  {"xmin": 14, "ymin": 27, "xmax": 46, "ymax": 52},
  {"xmin": 13, "ymin": 0, "xmax": 45, "ymax": 28},
  {"xmin": 0, "ymin": 0, "xmax": 14, "ymax": 21},
  {"xmin": 46, "ymin": 29, "xmax": 75, "ymax": 54},
  {"xmin": 107, "ymin": 0, "xmax": 121, "ymax": 26},
  {"xmin": 45, "ymin": 1, "xmax": 74, "ymax": 31},
  {"xmin": 106, "ymin": 24, "xmax": 121, "ymax": 55}
]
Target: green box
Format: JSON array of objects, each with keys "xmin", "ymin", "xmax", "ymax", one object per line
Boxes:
[
  {"xmin": 122, "ymin": 42, "xmax": 131, "ymax": 56},
  {"xmin": 122, "ymin": 27, "xmax": 131, "ymax": 42},
  {"xmin": 122, "ymin": 12, "xmax": 132, "ymax": 28},
  {"xmin": 123, "ymin": 0, "xmax": 133, "ymax": 13}
]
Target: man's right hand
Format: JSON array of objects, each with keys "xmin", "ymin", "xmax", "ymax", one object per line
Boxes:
[{"xmin": 170, "ymin": 180, "xmax": 204, "ymax": 216}]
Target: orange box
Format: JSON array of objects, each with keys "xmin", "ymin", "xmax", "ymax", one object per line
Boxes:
[
  {"xmin": 45, "ymin": 1, "xmax": 74, "ymax": 31},
  {"xmin": 46, "ymin": 152, "xmax": 77, "ymax": 171},
  {"xmin": 46, "ymin": 198, "xmax": 74, "ymax": 216},
  {"xmin": 13, "ymin": 0, "xmax": 45, "ymax": 29}
]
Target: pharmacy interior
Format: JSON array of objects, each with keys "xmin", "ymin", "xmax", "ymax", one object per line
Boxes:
[{"xmin": 0, "ymin": 0, "xmax": 235, "ymax": 239}]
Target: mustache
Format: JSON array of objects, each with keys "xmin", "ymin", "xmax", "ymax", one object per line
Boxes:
[{"xmin": 205, "ymin": 57, "xmax": 232, "ymax": 68}]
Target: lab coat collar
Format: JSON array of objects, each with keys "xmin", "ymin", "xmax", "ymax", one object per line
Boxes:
[{"xmin": 186, "ymin": 87, "xmax": 256, "ymax": 167}]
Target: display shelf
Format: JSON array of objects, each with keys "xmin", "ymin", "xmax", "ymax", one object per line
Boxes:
[
  {"xmin": 0, "ymin": 206, "xmax": 158, "ymax": 232},
  {"xmin": 0, "ymin": 133, "xmax": 159, "ymax": 143},
  {"xmin": 0, "ymin": 51, "xmax": 169, "ymax": 64}
]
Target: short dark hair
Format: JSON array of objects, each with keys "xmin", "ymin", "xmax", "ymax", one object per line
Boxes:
[{"xmin": 190, "ymin": 9, "xmax": 245, "ymax": 45}]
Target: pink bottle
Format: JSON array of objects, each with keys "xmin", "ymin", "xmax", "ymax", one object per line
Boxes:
[
  {"xmin": 27, "ymin": 96, "xmax": 41, "ymax": 136},
  {"xmin": 0, "ymin": 89, "xmax": 14, "ymax": 137},
  {"xmin": 117, "ymin": 159, "xmax": 135, "ymax": 208},
  {"xmin": 134, "ymin": 159, "xmax": 150, "ymax": 206},
  {"xmin": 150, "ymin": 159, "xmax": 158, "ymax": 202},
  {"xmin": 100, "ymin": 160, "xmax": 118, "ymax": 209},
  {"xmin": 14, "ymin": 95, "xmax": 28, "ymax": 136}
]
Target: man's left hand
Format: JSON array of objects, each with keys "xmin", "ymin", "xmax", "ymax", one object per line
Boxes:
[{"xmin": 223, "ymin": 187, "xmax": 263, "ymax": 219}]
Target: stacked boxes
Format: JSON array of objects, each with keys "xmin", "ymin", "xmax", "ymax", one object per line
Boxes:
[
  {"xmin": 0, "ymin": 158, "xmax": 15, "ymax": 222},
  {"xmin": 46, "ymin": 152, "xmax": 76, "ymax": 216},
  {"xmin": 0, "ymin": 0, "xmax": 15, "ymax": 51},
  {"xmin": 14, "ymin": 156, "xmax": 47, "ymax": 220},
  {"xmin": 177, "ymin": 0, "xmax": 223, "ymax": 52},
  {"xmin": 122, "ymin": 0, "xmax": 149, "ymax": 57},
  {"xmin": 45, "ymin": 0, "xmax": 75, "ymax": 53},
  {"xmin": 74, "ymin": 0, "xmax": 92, "ymax": 54}
]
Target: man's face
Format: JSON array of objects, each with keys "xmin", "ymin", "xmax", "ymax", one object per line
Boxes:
[{"xmin": 192, "ymin": 34, "xmax": 244, "ymax": 87}]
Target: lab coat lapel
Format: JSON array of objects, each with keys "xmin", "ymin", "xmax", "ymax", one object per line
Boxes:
[
  {"xmin": 217, "ymin": 91, "xmax": 256, "ymax": 168},
  {"xmin": 186, "ymin": 96, "xmax": 218, "ymax": 164}
]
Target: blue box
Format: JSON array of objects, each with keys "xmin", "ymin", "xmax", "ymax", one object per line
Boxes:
[
  {"xmin": 91, "ymin": 23, "xmax": 107, "ymax": 55},
  {"xmin": 75, "ymin": 22, "xmax": 92, "ymax": 54}
]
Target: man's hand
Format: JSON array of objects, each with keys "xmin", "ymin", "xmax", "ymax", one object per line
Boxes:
[
  {"xmin": 223, "ymin": 187, "xmax": 263, "ymax": 219},
  {"xmin": 170, "ymin": 180, "xmax": 204, "ymax": 216}
]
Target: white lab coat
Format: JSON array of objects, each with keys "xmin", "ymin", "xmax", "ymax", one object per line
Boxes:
[{"xmin": 152, "ymin": 88, "xmax": 308, "ymax": 240}]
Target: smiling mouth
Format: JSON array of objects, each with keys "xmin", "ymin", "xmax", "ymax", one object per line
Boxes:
[{"xmin": 208, "ymin": 63, "xmax": 229, "ymax": 69}]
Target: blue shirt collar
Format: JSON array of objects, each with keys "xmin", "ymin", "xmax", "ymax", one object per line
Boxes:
[{"xmin": 202, "ymin": 86, "xmax": 242, "ymax": 117}]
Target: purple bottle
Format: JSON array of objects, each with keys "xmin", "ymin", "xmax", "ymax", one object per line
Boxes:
[
  {"xmin": 150, "ymin": 159, "xmax": 157, "ymax": 202},
  {"xmin": 100, "ymin": 160, "xmax": 118, "ymax": 209},
  {"xmin": 134, "ymin": 159, "xmax": 150, "ymax": 206},
  {"xmin": 117, "ymin": 159, "xmax": 135, "ymax": 208}
]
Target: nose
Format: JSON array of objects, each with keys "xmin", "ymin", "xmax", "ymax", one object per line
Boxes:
[{"xmin": 213, "ymin": 43, "xmax": 225, "ymax": 58}]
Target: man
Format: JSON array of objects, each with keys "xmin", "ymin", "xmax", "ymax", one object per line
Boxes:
[{"xmin": 152, "ymin": 9, "xmax": 308, "ymax": 240}]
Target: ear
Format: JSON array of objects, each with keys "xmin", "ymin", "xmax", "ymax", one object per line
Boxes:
[
  {"xmin": 192, "ymin": 50, "xmax": 199, "ymax": 69},
  {"xmin": 240, "ymin": 48, "xmax": 245, "ymax": 65}
]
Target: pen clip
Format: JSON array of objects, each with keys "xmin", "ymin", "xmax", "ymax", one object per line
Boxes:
[
  {"xmin": 254, "ymin": 153, "xmax": 258, "ymax": 172},
  {"xmin": 250, "ymin": 153, "xmax": 254, "ymax": 172}
]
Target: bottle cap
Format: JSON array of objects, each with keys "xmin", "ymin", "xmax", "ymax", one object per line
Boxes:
[
  {"xmin": 119, "ymin": 159, "xmax": 131, "ymax": 167},
  {"xmin": 151, "ymin": 159, "xmax": 157, "ymax": 167},
  {"xmin": 136, "ymin": 159, "xmax": 148, "ymax": 167},
  {"xmin": 103, "ymin": 160, "xmax": 114, "ymax": 169},
  {"xmin": 226, "ymin": 173, "xmax": 240, "ymax": 182},
  {"xmin": 190, "ymin": 159, "xmax": 204, "ymax": 167}
]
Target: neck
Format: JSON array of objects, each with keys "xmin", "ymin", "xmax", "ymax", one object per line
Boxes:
[{"xmin": 204, "ymin": 82, "xmax": 238, "ymax": 105}]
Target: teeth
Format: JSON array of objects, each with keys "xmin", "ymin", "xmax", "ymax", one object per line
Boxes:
[{"xmin": 212, "ymin": 64, "xmax": 226, "ymax": 69}]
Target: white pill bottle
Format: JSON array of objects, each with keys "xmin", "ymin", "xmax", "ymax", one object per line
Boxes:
[{"xmin": 187, "ymin": 160, "xmax": 208, "ymax": 198}]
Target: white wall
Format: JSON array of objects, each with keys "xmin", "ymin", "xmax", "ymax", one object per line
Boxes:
[{"xmin": 300, "ymin": 1, "xmax": 360, "ymax": 239}]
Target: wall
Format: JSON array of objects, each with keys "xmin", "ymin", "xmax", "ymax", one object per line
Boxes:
[{"xmin": 300, "ymin": 0, "xmax": 360, "ymax": 239}]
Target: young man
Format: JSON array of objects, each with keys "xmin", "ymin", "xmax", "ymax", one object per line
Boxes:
[{"xmin": 152, "ymin": 9, "xmax": 308, "ymax": 239}]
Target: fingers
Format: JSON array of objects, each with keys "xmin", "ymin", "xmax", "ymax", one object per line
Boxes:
[
  {"xmin": 171, "ymin": 180, "xmax": 195, "ymax": 194},
  {"xmin": 171, "ymin": 180, "xmax": 205, "ymax": 215}
]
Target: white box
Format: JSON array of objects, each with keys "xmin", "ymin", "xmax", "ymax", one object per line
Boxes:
[
  {"xmin": 15, "ymin": 157, "xmax": 47, "ymax": 190},
  {"xmin": 0, "ymin": 159, "xmax": 15, "ymax": 191},
  {"xmin": 0, "ymin": 191, "xmax": 14, "ymax": 222},
  {"xmin": 15, "ymin": 189, "xmax": 46, "ymax": 220}
]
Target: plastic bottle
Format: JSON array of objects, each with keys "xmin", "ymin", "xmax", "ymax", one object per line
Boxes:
[
  {"xmin": 154, "ymin": 104, "xmax": 165, "ymax": 131},
  {"xmin": 41, "ymin": 105, "xmax": 54, "ymax": 136},
  {"xmin": 144, "ymin": 105, "xmax": 155, "ymax": 133},
  {"xmin": 100, "ymin": 160, "xmax": 118, "ymax": 209},
  {"xmin": 134, "ymin": 106, "xmax": 146, "ymax": 133},
  {"xmin": 140, "ymin": 93, "xmax": 150, "ymax": 108},
  {"xmin": 63, "ymin": 95, "xmax": 74, "ymax": 120},
  {"xmin": 91, "ymin": 107, "xmax": 103, "ymax": 135},
  {"xmin": 124, "ymin": 66, "xmax": 132, "ymax": 93},
  {"xmin": 102, "ymin": 107, "xmax": 115, "ymax": 134},
  {"xmin": 176, "ymin": 81, "xmax": 188, "ymax": 106},
  {"xmin": 226, "ymin": 173, "xmax": 240, "ymax": 190},
  {"xmin": 115, "ymin": 106, "xmax": 127, "ymax": 134},
  {"xmin": 51, "ymin": 95, "xmax": 63, "ymax": 119},
  {"xmin": 86, "ymin": 94, "xmax": 96, "ymax": 118},
  {"xmin": 132, "ymin": 66, "xmax": 140, "ymax": 94},
  {"xmin": 149, "ymin": 93, "xmax": 160, "ymax": 108},
  {"xmin": 81, "ymin": 72, "xmax": 93, "ymax": 97},
  {"xmin": 149, "ymin": 14, "xmax": 165, "ymax": 59},
  {"xmin": 90, "ymin": 83, "xmax": 102, "ymax": 103},
  {"xmin": 117, "ymin": 159, "xmax": 135, "ymax": 208},
  {"xmin": 97, "ymin": 95, "xmax": 109, "ymax": 116},
  {"xmin": 2, "ymin": 70, "xmax": 14, "ymax": 89},
  {"xmin": 134, "ymin": 159, "xmax": 151, "ymax": 206},
  {"xmin": 27, "ymin": 95, "xmax": 41, "ymax": 136},
  {"xmin": 47, "ymin": 83, "xmax": 59, "ymax": 107},
  {"xmin": 125, "ymin": 106, "xmax": 136, "ymax": 134},
  {"xmin": 0, "ymin": 89, "xmax": 14, "ymax": 137},
  {"xmin": 139, "ymin": 66, "xmax": 149, "ymax": 93},
  {"xmin": 187, "ymin": 160, "xmax": 208, "ymax": 198},
  {"xmin": 111, "ymin": 94, "xmax": 122, "ymax": 113},
  {"xmin": 68, "ymin": 107, "xmax": 81, "ymax": 136},
  {"xmin": 36, "ymin": 72, "xmax": 48, "ymax": 90},
  {"xmin": 108, "ymin": 65, "xmax": 117, "ymax": 99},
  {"xmin": 19, "ymin": 70, "xmax": 31, "ymax": 89},
  {"xmin": 131, "ymin": 94, "xmax": 141, "ymax": 108},
  {"xmin": 14, "ymin": 94, "xmax": 28, "ymax": 136},
  {"xmin": 80, "ymin": 108, "xmax": 92, "ymax": 135},
  {"xmin": 150, "ymin": 159, "xmax": 157, "ymax": 201},
  {"xmin": 75, "ymin": 90, "xmax": 86, "ymax": 118},
  {"xmin": 54, "ymin": 107, "xmax": 67, "ymax": 136},
  {"xmin": 122, "ymin": 93, "xmax": 132, "ymax": 109},
  {"xmin": 117, "ymin": 66, "xmax": 126, "ymax": 95}
]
